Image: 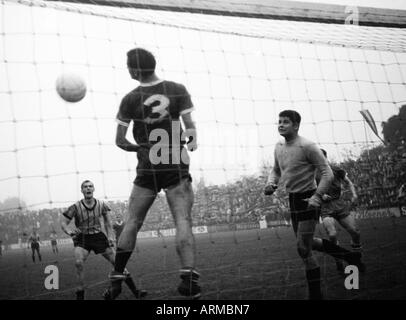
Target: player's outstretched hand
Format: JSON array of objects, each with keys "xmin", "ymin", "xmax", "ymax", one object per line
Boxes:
[{"xmin": 264, "ymin": 184, "xmax": 277, "ymax": 196}]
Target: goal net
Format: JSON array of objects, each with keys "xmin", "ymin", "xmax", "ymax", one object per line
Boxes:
[{"xmin": 0, "ymin": 0, "xmax": 405, "ymax": 300}]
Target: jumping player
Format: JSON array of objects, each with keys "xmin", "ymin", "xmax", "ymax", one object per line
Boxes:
[
  {"xmin": 61, "ymin": 180, "xmax": 146, "ymax": 300},
  {"xmin": 264, "ymin": 110, "xmax": 364, "ymax": 299},
  {"xmin": 104, "ymin": 47, "xmax": 200, "ymax": 300},
  {"xmin": 28, "ymin": 228, "xmax": 42, "ymax": 263},
  {"xmin": 319, "ymin": 149, "xmax": 364, "ymax": 273}
]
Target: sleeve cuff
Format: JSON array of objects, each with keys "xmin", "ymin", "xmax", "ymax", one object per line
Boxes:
[
  {"xmin": 180, "ymin": 107, "xmax": 195, "ymax": 115},
  {"xmin": 116, "ymin": 119, "xmax": 130, "ymax": 127},
  {"xmin": 62, "ymin": 212, "xmax": 72, "ymax": 220}
]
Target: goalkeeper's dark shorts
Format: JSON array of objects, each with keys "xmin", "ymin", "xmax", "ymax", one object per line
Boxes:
[
  {"xmin": 289, "ymin": 189, "xmax": 320, "ymax": 235},
  {"xmin": 134, "ymin": 146, "xmax": 192, "ymax": 192},
  {"xmin": 72, "ymin": 232, "xmax": 110, "ymax": 254}
]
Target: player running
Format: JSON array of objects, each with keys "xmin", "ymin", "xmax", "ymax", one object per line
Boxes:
[
  {"xmin": 50, "ymin": 231, "xmax": 59, "ymax": 254},
  {"xmin": 319, "ymin": 149, "xmax": 364, "ymax": 273},
  {"xmin": 61, "ymin": 180, "xmax": 146, "ymax": 300},
  {"xmin": 103, "ymin": 47, "xmax": 200, "ymax": 300},
  {"xmin": 264, "ymin": 110, "xmax": 364, "ymax": 300},
  {"xmin": 28, "ymin": 228, "xmax": 42, "ymax": 263}
]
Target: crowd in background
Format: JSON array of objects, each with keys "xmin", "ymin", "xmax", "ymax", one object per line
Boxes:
[{"xmin": 0, "ymin": 144, "xmax": 405, "ymax": 245}]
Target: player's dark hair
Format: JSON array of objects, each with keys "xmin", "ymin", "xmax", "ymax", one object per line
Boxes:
[
  {"xmin": 279, "ymin": 110, "xmax": 301, "ymax": 125},
  {"xmin": 320, "ymin": 149, "xmax": 327, "ymax": 157},
  {"xmin": 81, "ymin": 180, "xmax": 93, "ymax": 189},
  {"xmin": 127, "ymin": 48, "xmax": 156, "ymax": 78}
]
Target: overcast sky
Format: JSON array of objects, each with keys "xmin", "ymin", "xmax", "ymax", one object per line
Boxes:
[{"xmin": 1, "ymin": 0, "xmax": 405, "ymax": 209}]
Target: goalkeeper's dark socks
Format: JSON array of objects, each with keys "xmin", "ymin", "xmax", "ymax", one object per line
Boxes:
[
  {"xmin": 321, "ymin": 239, "xmax": 354, "ymax": 261},
  {"xmin": 114, "ymin": 247, "xmax": 132, "ymax": 274},
  {"xmin": 306, "ymin": 267, "xmax": 322, "ymax": 300}
]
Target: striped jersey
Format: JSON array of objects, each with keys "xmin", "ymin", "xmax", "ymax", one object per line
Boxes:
[{"xmin": 63, "ymin": 199, "xmax": 111, "ymax": 235}]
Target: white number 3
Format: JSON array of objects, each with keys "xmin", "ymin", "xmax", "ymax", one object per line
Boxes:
[{"xmin": 143, "ymin": 94, "xmax": 170, "ymax": 124}]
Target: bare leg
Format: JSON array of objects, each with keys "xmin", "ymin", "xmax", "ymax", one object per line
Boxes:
[
  {"xmin": 74, "ymin": 246, "xmax": 90, "ymax": 297},
  {"xmin": 297, "ymin": 219, "xmax": 319, "ymax": 271},
  {"xmin": 104, "ymin": 185, "xmax": 155, "ymax": 300},
  {"xmin": 165, "ymin": 178, "xmax": 195, "ymax": 269},
  {"xmin": 322, "ymin": 217, "xmax": 345, "ymax": 272},
  {"xmin": 116, "ymin": 185, "xmax": 156, "ymax": 255},
  {"xmin": 165, "ymin": 178, "xmax": 200, "ymax": 298},
  {"xmin": 36, "ymin": 246, "xmax": 42, "ymax": 261},
  {"xmin": 297, "ymin": 219, "xmax": 322, "ymax": 300},
  {"xmin": 338, "ymin": 214, "xmax": 361, "ymax": 249}
]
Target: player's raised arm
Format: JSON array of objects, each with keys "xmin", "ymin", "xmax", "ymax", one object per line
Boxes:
[
  {"xmin": 343, "ymin": 174, "xmax": 358, "ymax": 203},
  {"xmin": 181, "ymin": 112, "xmax": 197, "ymax": 152}
]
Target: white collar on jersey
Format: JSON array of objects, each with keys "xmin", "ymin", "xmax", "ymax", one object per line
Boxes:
[{"xmin": 139, "ymin": 79, "xmax": 164, "ymax": 87}]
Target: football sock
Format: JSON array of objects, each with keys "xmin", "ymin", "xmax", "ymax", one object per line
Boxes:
[
  {"xmin": 306, "ymin": 267, "xmax": 322, "ymax": 300},
  {"xmin": 114, "ymin": 248, "xmax": 132, "ymax": 274}
]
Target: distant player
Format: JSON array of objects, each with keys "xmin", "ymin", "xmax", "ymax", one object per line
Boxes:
[
  {"xmin": 28, "ymin": 228, "xmax": 42, "ymax": 263},
  {"xmin": 264, "ymin": 110, "xmax": 364, "ymax": 299},
  {"xmin": 104, "ymin": 48, "xmax": 200, "ymax": 300},
  {"xmin": 112, "ymin": 213, "xmax": 125, "ymax": 247},
  {"xmin": 50, "ymin": 231, "xmax": 59, "ymax": 254},
  {"xmin": 319, "ymin": 149, "xmax": 364, "ymax": 273},
  {"xmin": 61, "ymin": 180, "xmax": 146, "ymax": 300},
  {"xmin": 156, "ymin": 225, "xmax": 164, "ymax": 238}
]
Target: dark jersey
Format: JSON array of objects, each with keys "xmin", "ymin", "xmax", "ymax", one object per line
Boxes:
[
  {"xmin": 326, "ymin": 166, "xmax": 346, "ymax": 200},
  {"xmin": 316, "ymin": 165, "xmax": 346, "ymax": 200},
  {"xmin": 116, "ymin": 80, "xmax": 194, "ymax": 148},
  {"xmin": 29, "ymin": 234, "xmax": 40, "ymax": 245},
  {"xmin": 63, "ymin": 199, "xmax": 110, "ymax": 235}
]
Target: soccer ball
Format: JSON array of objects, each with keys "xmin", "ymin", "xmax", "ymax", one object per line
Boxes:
[{"xmin": 56, "ymin": 73, "xmax": 87, "ymax": 103}]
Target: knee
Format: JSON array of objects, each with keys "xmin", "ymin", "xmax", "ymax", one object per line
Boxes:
[{"xmin": 297, "ymin": 242, "xmax": 311, "ymax": 259}]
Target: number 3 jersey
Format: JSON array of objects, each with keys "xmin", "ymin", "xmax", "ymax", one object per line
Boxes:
[{"xmin": 116, "ymin": 79, "xmax": 194, "ymax": 149}]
